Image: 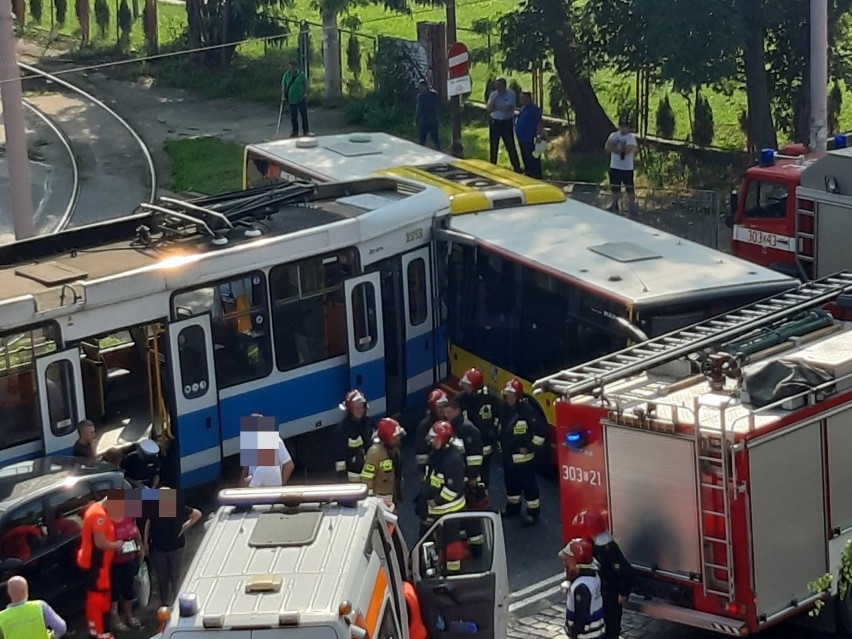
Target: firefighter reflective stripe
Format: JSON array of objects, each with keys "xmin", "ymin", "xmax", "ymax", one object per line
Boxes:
[
  {"xmin": 348, "ymin": 436, "xmax": 364, "ymax": 449},
  {"xmin": 335, "ymin": 461, "xmax": 347, "ymax": 472},
  {"xmin": 565, "ymin": 574, "xmax": 605, "ymax": 639},
  {"xmin": 526, "ymin": 499, "xmax": 541, "ymax": 510},
  {"xmin": 532, "ymin": 435, "xmax": 545, "ymax": 447},
  {"xmin": 466, "ymin": 454, "xmax": 483, "ymax": 467},
  {"xmin": 380, "ymin": 459, "xmax": 393, "ymax": 472},
  {"xmin": 447, "ymin": 560, "xmax": 462, "ymax": 572},
  {"xmin": 439, "ymin": 486, "xmax": 460, "ymax": 502},
  {"xmin": 362, "ymin": 463, "xmax": 376, "ymax": 479},
  {"xmin": 348, "ymin": 471, "xmax": 362, "ymax": 482},
  {"xmin": 416, "ymin": 454, "xmax": 429, "ymax": 466},
  {"xmin": 513, "ymin": 421, "xmax": 528, "ymax": 435},
  {"xmin": 482, "ymin": 445, "xmax": 494, "ymax": 455},
  {"xmin": 479, "ymin": 405, "xmax": 493, "ymax": 420},
  {"xmin": 429, "ymin": 495, "xmax": 466, "ymax": 516},
  {"xmin": 430, "ymin": 474, "xmax": 444, "ymax": 488},
  {"xmin": 512, "ymin": 452, "xmax": 535, "ymax": 464},
  {"xmin": 506, "ymin": 495, "xmax": 521, "ymax": 504}
]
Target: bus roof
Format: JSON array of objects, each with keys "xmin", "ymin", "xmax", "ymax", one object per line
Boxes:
[
  {"xmin": 0, "ymin": 179, "xmax": 447, "ymax": 329},
  {"xmin": 451, "ymin": 199, "xmax": 796, "ymax": 307},
  {"xmin": 246, "ymin": 133, "xmax": 454, "ymax": 182}
]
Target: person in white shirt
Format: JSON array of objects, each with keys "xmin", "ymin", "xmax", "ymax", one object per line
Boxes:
[
  {"xmin": 486, "ymin": 78, "xmax": 522, "ymax": 172},
  {"xmin": 242, "ymin": 435, "xmax": 295, "ymax": 487},
  {"xmin": 604, "ymin": 115, "xmax": 638, "ymax": 215}
]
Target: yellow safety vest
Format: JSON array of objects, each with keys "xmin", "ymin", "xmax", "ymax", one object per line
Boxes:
[{"xmin": 0, "ymin": 601, "xmax": 50, "ymax": 639}]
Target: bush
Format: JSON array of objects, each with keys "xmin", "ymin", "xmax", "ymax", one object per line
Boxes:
[
  {"xmin": 347, "ymin": 34, "xmax": 361, "ymax": 81},
  {"xmin": 548, "ymin": 75, "xmax": 568, "ymax": 119},
  {"xmin": 55, "ymin": 0, "xmax": 66, "ymax": 24},
  {"xmin": 94, "ymin": 0, "xmax": 109, "ymax": 37},
  {"xmin": 829, "ymin": 80, "xmax": 843, "ymax": 134},
  {"xmin": 655, "ymin": 94, "xmax": 676, "ymax": 139},
  {"xmin": 118, "ymin": 0, "xmax": 132, "ymax": 48},
  {"xmin": 29, "ymin": 0, "xmax": 42, "ymax": 24},
  {"xmin": 693, "ymin": 92, "xmax": 715, "ymax": 147}
]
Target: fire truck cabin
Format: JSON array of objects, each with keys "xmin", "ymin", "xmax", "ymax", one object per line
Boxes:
[{"xmin": 540, "ymin": 274, "xmax": 852, "ymax": 635}]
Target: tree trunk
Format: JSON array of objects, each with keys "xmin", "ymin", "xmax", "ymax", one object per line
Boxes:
[
  {"xmin": 321, "ymin": 4, "xmax": 342, "ymax": 104},
  {"xmin": 220, "ymin": 0, "xmax": 230, "ymax": 67},
  {"xmin": 186, "ymin": 0, "xmax": 202, "ymax": 63},
  {"xmin": 75, "ymin": 0, "xmax": 88, "ymax": 46},
  {"xmin": 549, "ymin": 35, "xmax": 613, "ymax": 151},
  {"xmin": 144, "ymin": 0, "xmax": 157, "ymax": 52},
  {"xmin": 741, "ymin": 7, "xmax": 777, "ymax": 151}
]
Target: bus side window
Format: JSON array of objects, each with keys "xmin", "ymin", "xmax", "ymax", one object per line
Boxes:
[{"xmin": 172, "ymin": 273, "xmax": 272, "ymax": 389}]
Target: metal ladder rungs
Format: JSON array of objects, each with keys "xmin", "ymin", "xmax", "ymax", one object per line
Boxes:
[
  {"xmin": 704, "ymin": 562, "xmax": 731, "ymax": 572},
  {"xmin": 701, "ymin": 509, "xmax": 727, "ymax": 517},
  {"xmin": 703, "ymin": 535, "xmax": 730, "ymax": 544},
  {"xmin": 700, "ymin": 482, "xmax": 724, "ymax": 491},
  {"xmin": 698, "ymin": 455, "xmax": 723, "ymax": 463},
  {"xmin": 706, "ymin": 588, "xmax": 733, "ymax": 598}
]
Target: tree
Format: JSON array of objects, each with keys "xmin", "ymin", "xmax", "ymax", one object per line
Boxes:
[
  {"xmin": 655, "ymin": 95, "xmax": 676, "ymax": 139},
  {"xmin": 94, "ymin": 0, "xmax": 109, "ymax": 37},
  {"xmin": 342, "ymin": 15, "xmax": 362, "ymax": 82},
  {"xmin": 76, "ymin": 0, "xmax": 90, "ymax": 46},
  {"xmin": 30, "ymin": 0, "xmax": 42, "ymax": 22},
  {"xmin": 118, "ymin": 0, "xmax": 131, "ymax": 49},
  {"xmin": 55, "ymin": 0, "xmax": 66, "ymax": 24},
  {"xmin": 500, "ymin": 0, "xmax": 613, "ymax": 150},
  {"xmin": 693, "ymin": 92, "xmax": 715, "ymax": 146}
]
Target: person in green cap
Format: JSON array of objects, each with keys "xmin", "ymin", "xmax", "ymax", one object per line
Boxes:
[{"xmin": 281, "ymin": 60, "xmax": 309, "ymax": 138}]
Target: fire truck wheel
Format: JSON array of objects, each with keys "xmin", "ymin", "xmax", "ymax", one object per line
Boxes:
[{"xmin": 838, "ymin": 581, "xmax": 852, "ymax": 634}]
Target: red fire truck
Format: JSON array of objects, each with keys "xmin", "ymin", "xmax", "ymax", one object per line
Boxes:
[
  {"xmin": 729, "ymin": 137, "xmax": 852, "ymax": 282},
  {"xmin": 535, "ymin": 272, "xmax": 852, "ymax": 635}
]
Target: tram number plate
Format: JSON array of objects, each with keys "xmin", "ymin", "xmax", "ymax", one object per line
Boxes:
[
  {"xmin": 561, "ymin": 465, "xmax": 601, "ymax": 486},
  {"xmin": 406, "ymin": 228, "xmax": 424, "ymax": 243}
]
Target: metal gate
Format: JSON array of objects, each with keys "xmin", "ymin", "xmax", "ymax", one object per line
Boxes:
[{"xmin": 549, "ymin": 181, "xmax": 725, "ymax": 251}]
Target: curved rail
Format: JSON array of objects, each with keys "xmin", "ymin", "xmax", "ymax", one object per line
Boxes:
[
  {"xmin": 21, "ymin": 98, "xmax": 80, "ymax": 232},
  {"xmin": 19, "ymin": 62, "xmax": 157, "ymax": 209}
]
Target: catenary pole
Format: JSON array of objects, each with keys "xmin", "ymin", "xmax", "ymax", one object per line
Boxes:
[{"xmin": 0, "ymin": 0, "xmax": 35, "ymax": 239}]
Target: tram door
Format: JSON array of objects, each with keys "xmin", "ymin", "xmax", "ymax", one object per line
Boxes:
[
  {"xmin": 165, "ymin": 315, "xmax": 222, "ymax": 487},
  {"xmin": 35, "ymin": 349, "xmax": 85, "ymax": 454},
  {"xmin": 345, "ymin": 273, "xmax": 387, "ymax": 416}
]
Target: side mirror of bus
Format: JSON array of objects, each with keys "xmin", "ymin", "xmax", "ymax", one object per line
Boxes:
[{"xmin": 726, "ymin": 190, "xmax": 737, "ymax": 228}]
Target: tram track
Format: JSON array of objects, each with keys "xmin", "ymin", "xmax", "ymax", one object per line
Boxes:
[{"xmin": 18, "ymin": 62, "xmax": 157, "ymax": 232}]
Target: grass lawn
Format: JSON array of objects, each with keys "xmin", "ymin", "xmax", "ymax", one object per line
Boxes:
[{"xmin": 164, "ymin": 136, "xmax": 244, "ymax": 194}]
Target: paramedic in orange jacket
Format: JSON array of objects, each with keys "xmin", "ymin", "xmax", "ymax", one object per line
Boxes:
[{"xmin": 78, "ymin": 490, "xmax": 124, "ymax": 639}]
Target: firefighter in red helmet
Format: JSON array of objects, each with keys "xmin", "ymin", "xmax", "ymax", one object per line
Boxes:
[
  {"xmin": 573, "ymin": 508, "xmax": 633, "ymax": 639},
  {"xmin": 415, "ymin": 389, "xmax": 448, "ymax": 472},
  {"xmin": 457, "ymin": 367, "xmax": 500, "ymax": 488},
  {"xmin": 417, "ymin": 421, "xmax": 466, "ymax": 535},
  {"xmin": 558, "ymin": 538, "xmax": 605, "ymax": 639},
  {"xmin": 335, "ymin": 390, "xmax": 375, "ymax": 482},
  {"xmin": 362, "ymin": 418, "xmax": 405, "ymax": 508},
  {"xmin": 498, "ymin": 378, "xmax": 546, "ymax": 525}
]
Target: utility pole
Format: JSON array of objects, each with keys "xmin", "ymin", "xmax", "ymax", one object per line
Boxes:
[
  {"xmin": 809, "ymin": 0, "xmax": 828, "ymax": 152},
  {"xmin": 446, "ymin": 0, "xmax": 464, "ymax": 157},
  {"xmin": 0, "ymin": 0, "xmax": 34, "ymax": 240}
]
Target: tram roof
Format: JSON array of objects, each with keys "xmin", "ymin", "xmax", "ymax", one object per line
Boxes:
[
  {"xmin": 247, "ymin": 132, "xmax": 454, "ymax": 182},
  {"xmin": 449, "ymin": 200, "xmax": 797, "ymax": 307},
  {"xmin": 0, "ymin": 178, "xmax": 447, "ymax": 327}
]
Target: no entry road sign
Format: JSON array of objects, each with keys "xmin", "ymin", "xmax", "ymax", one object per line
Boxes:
[{"xmin": 447, "ymin": 42, "xmax": 471, "ymax": 97}]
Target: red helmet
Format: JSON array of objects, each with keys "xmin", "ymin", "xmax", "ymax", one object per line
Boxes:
[
  {"xmin": 460, "ymin": 368, "xmax": 484, "ymax": 391},
  {"xmin": 376, "ymin": 418, "xmax": 405, "ymax": 445},
  {"xmin": 339, "ymin": 389, "xmax": 367, "ymax": 412},
  {"xmin": 559, "ymin": 537, "xmax": 593, "ymax": 564},
  {"xmin": 502, "ymin": 378, "xmax": 524, "ymax": 396},
  {"xmin": 572, "ymin": 508, "xmax": 607, "ymax": 537},
  {"xmin": 427, "ymin": 389, "xmax": 449, "ymax": 414},
  {"xmin": 428, "ymin": 420, "xmax": 455, "ymax": 448}
]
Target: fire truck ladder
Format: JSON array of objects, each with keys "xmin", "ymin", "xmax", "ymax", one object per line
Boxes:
[
  {"xmin": 794, "ymin": 205, "xmax": 815, "ymax": 280},
  {"xmin": 534, "ymin": 271, "xmax": 852, "ymax": 399},
  {"xmin": 693, "ymin": 400, "xmax": 735, "ymax": 600}
]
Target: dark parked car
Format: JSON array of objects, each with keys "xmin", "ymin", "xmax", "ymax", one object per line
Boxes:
[{"xmin": 0, "ymin": 456, "xmax": 126, "ymax": 609}]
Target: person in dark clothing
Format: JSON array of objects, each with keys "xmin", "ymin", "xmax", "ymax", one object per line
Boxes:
[
  {"xmin": 142, "ymin": 489, "xmax": 201, "ymax": 608},
  {"xmin": 485, "ymin": 78, "xmax": 521, "ymax": 172},
  {"xmin": 335, "ymin": 390, "xmax": 375, "ymax": 482},
  {"xmin": 73, "ymin": 420, "xmax": 97, "ymax": 460},
  {"xmin": 418, "ymin": 421, "xmax": 466, "ymax": 547},
  {"xmin": 574, "ymin": 508, "xmax": 633, "ymax": 639},
  {"xmin": 120, "ymin": 440, "xmax": 161, "ymax": 488},
  {"xmin": 498, "ymin": 379, "xmax": 546, "ymax": 525},
  {"xmin": 456, "ymin": 368, "xmax": 499, "ymax": 489},
  {"xmin": 559, "ymin": 538, "xmax": 605, "ymax": 639},
  {"xmin": 415, "ymin": 80, "xmax": 440, "ymax": 149},
  {"xmin": 281, "ymin": 60, "xmax": 309, "ymax": 137},
  {"xmin": 515, "ymin": 91, "xmax": 544, "ymax": 178},
  {"xmin": 443, "ymin": 396, "xmax": 484, "ymax": 488},
  {"xmin": 415, "ymin": 389, "xmax": 448, "ymax": 472}
]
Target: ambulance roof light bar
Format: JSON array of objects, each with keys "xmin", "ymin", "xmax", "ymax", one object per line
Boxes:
[
  {"xmin": 534, "ymin": 271, "xmax": 852, "ymax": 399},
  {"xmin": 218, "ymin": 483, "xmax": 369, "ymax": 507}
]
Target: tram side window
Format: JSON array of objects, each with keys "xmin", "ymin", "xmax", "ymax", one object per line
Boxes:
[
  {"xmin": 407, "ymin": 258, "xmax": 428, "ymax": 327},
  {"xmin": 172, "ymin": 273, "xmax": 272, "ymax": 389},
  {"xmin": 0, "ymin": 325, "xmax": 60, "ymax": 449},
  {"xmin": 44, "ymin": 361, "xmax": 77, "ymax": 437},
  {"xmin": 270, "ymin": 250, "xmax": 356, "ymax": 371},
  {"xmin": 351, "ymin": 283, "xmax": 379, "ymax": 352},
  {"xmin": 177, "ymin": 325, "xmax": 210, "ymax": 399}
]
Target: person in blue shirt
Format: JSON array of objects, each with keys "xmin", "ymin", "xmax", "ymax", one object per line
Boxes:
[
  {"xmin": 415, "ymin": 80, "xmax": 440, "ymax": 149},
  {"xmin": 515, "ymin": 91, "xmax": 544, "ymax": 179}
]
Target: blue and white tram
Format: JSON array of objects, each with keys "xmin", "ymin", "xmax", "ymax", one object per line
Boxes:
[{"xmin": 0, "ymin": 178, "xmax": 449, "ymax": 486}]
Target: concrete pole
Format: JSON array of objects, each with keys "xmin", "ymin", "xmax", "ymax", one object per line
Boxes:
[
  {"xmin": 809, "ymin": 0, "xmax": 828, "ymax": 152},
  {"xmin": 446, "ymin": 0, "xmax": 464, "ymax": 158},
  {"xmin": 0, "ymin": 0, "xmax": 34, "ymax": 239}
]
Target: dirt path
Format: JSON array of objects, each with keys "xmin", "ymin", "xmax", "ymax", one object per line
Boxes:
[{"xmin": 16, "ymin": 40, "xmax": 356, "ymax": 193}]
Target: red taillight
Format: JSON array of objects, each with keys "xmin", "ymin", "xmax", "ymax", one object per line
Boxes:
[{"xmin": 726, "ymin": 601, "xmax": 746, "ymax": 616}]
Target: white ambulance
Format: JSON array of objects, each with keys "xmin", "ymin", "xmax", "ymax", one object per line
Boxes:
[{"xmin": 154, "ymin": 484, "xmax": 508, "ymax": 639}]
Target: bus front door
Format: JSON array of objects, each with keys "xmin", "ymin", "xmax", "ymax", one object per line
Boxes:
[
  {"xmin": 36, "ymin": 349, "xmax": 86, "ymax": 455},
  {"xmin": 344, "ymin": 273, "xmax": 387, "ymax": 416},
  {"xmin": 166, "ymin": 315, "xmax": 222, "ymax": 487}
]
